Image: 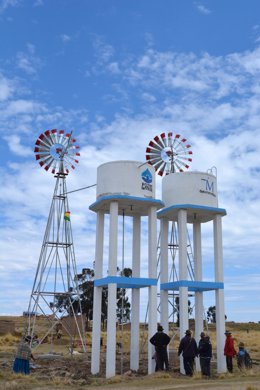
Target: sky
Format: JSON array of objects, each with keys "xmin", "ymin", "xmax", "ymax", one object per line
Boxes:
[{"xmin": 0, "ymin": 0, "xmax": 260, "ymax": 324}]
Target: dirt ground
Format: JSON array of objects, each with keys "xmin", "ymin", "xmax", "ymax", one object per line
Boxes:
[
  {"xmin": 1, "ymin": 350, "xmax": 260, "ymax": 390},
  {"xmin": 1, "ymin": 318, "xmax": 260, "ymax": 389}
]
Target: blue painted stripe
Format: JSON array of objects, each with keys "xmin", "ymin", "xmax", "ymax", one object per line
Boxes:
[
  {"xmin": 157, "ymin": 204, "xmax": 226, "ymax": 217},
  {"xmin": 161, "ymin": 280, "xmax": 224, "ymax": 292},
  {"xmin": 94, "ymin": 276, "xmax": 157, "ymax": 288},
  {"xmin": 89, "ymin": 195, "xmax": 164, "ymax": 210}
]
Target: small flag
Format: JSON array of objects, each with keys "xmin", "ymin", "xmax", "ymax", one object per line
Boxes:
[{"xmin": 64, "ymin": 211, "xmax": 70, "ymax": 221}]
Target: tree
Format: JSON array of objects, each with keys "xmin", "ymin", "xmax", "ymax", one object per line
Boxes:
[
  {"xmin": 174, "ymin": 296, "xmax": 193, "ymax": 327},
  {"xmin": 116, "ymin": 268, "xmax": 132, "ymax": 324},
  {"xmin": 54, "ymin": 267, "xmax": 132, "ymax": 330},
  {"xmin": 207, "ymin": 306, "xmax": 216, "ymax": 323},
  {"xmin": 207, "ymin": 305, "xmax": 227, "ymax": 323},
  {"xmin": 77, "ymin": 268, "xmax": 95, "ymax": 330}
]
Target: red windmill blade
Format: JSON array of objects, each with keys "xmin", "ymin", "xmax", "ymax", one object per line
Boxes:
[
  {"xmin": 146, "ymin": 132, "xmax": 192, "ymax": 175},
  {"xmin": 34, "ymin": 130, "xmax": 80, "ymax": 174}
]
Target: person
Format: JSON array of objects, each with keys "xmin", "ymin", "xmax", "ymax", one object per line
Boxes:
[
  {"xmin": 198, "ymin": 333, "xmax": 212, "ymax": 377},
  {"xmin": 150, "ymin": 324, "xmax": 171, "ymax": 371},
  {"xmin": 32, "ymin": 334, "xmax": 39, "ymax": 346},
  {"xmin": 237, "ymin": 342, "xmax": 252, "ymax": 370},
  {"xmin": 178, "ymin": 329, "xmax": 198, "ymax": 376},
  {"xmin": 224, "ymin": 330, "xmax": 236, "ymax": 373},
  {"xmin": 13, "ymin": 335, "xmax": 35, "ymax": 375}
]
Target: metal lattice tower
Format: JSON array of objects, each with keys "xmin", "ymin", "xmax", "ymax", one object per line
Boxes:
[
  {"xmin": 157, "ymin": 222, "xmax": 195, "ymax": 322},
  {"xmin": 25, "ymin": 130, "xmax": 86, "ymax": 353}
]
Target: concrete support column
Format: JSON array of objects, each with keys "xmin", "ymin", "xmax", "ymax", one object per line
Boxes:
[
  {"xmin": 91, "ymin": 211, "xmax": 105, "ymax": 374},
  {"xmin": 160, "ymin": 218, "xmax": 169, "ymax": 334},
  {"xmin": 148, "ymin": 206, "xmax": 158, "ymax": 374},
  {"xmin": 106, "ymin": 201, "xmax": 118, "ymax": 378},
  {"xmin": 178, "ymin": 209, "xmax": 188, "ymax": 374},
  {"xmin": 130, "ymin": 216, "xmax": 141, "ymax": 371},
  {"xmin": 214, "ymin": 215, "xmax": 226, "ymax": 373},
  {"xmin": 193, "ymin": 222, "xmax": 203, "ymax": 371}
]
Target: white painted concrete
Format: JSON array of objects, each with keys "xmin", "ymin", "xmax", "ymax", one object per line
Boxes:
[
  {"xmin": 214, "ymin": 215, "xmax": 226, "ymax": 373},
  {"xmin": 91, "ymin": 211, "xmax": 104, "ymax": 374}
]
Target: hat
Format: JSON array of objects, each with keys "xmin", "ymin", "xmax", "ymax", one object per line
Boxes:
[
  {"xmin": 200, "ymin": 332, "xmax": 205, "ymax": 337},
  {"xmin": 239, "ymin": 342, "xmax": 245, "ymax": 348},
  {"xmin": 224, "ymin": 330, "xmax": 231, "ymax": 335},
  {"xmin": 157, "ymin": 325, "xmax": 164, "ymax": 332},
  {"xmin": 185, "ymin": 329, "xmax": 191, "ymax": 335}
]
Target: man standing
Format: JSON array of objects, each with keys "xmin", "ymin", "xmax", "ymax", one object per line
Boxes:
[
  {"xmin": 224, "ymin": 330, "xmax": 236, "ymax": 373},
  {"xmin": 198, "ymin": 333, "xmax": 212, "ymax": 377},
  {"xmin": 178, "ymin": 329, "xmax": 198, "ymax": 376},
  {"xmin": 150, "ymin": 324, "xmax": 171, "ymax": 371}
]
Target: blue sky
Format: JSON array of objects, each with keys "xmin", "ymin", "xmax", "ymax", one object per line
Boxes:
[{"xmin": 0, "ymin": 0, "xmax": 260, "ymax": 323}]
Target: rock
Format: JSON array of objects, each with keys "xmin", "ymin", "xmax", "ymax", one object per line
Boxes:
[{"xmin": 124, "ymin": 370, "xmax": 133, "ymax": 376}]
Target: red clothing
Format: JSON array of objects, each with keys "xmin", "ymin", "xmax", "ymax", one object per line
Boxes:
[{"xmin": 224, "ymin": 335, "xmax": 236, "ymax": 357}]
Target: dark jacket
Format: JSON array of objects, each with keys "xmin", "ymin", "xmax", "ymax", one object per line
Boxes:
[
  {"xmin": 198, "ymin": 338, "xmax": 212, "ymax": 358},
  {"xmin": 150, "ymin": 331, "xmax": 171, "ymax": 352},
  {"xmin": 178, "ymin": 335, "xmax": 198, "ymax": 358}
]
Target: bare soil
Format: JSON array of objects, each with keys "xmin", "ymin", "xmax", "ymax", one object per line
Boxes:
[
  {"xmin": 0, "ymin": 317, "xmax": 260, "ymax": 389},
  {"xmin": 1, "ymin": 349, "xmax": 260, "ymax": 390}
]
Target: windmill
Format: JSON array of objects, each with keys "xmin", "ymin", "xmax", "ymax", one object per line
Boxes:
[
  {"xmin": 146, "ymin": 132, "xmax": 195, "ymax": 323},
  {"xmin": 25, "ymin": 129, "xmax": 86, "ymax": 353},
  {"xmin": 146, "ymin": 132, "xmax": 192, "ymax": 176}
]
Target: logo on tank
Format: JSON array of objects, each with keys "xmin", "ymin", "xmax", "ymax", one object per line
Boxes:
[
  {"xmin": 200, "ymin": 178, "xmax": 216, "ymax": 197},
  {"xmin": 141, "ymin": 169, "xmax": 153, "ymax": 192}
]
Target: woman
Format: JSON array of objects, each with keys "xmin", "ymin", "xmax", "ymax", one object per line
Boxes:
[
  {"xmin": 13, "ymin": 335, "xmax": 35, "ymax": 375},
  {"xmin": 224, "ymin": 330, "xmax": 236, "ymax": 373}
]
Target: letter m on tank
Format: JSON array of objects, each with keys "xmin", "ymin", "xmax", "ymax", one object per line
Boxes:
[{"xmin": 201, "ymin": 178, "xmax": 214, "ymax": 192}]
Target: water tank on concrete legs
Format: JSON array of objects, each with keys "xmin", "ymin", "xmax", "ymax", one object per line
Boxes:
[
  {"xmin": 97, "ymin": 160, "xmax": 156, "ymax": 199},
  {"xmin": 162, "ymin": 171, "xmax": 218, "ymax": 209}
]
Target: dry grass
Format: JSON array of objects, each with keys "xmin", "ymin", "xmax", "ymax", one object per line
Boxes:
[{"xmin": 0, "ymin": 317, "xmax": 260, "ymax": 389}]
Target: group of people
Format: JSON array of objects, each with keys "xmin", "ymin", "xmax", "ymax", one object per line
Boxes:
[
  {"xmin": 224, "ymin": 330, "xmax": 252, "ymax": 373},
  {"xmin": 150, "ymin": 325, "xmax": 252, "ymax": 377},
  {"xmin": 178, "ymin": 329, "xmax": 212, "ymax": 377},
  {"xmin": 13, "ymin": 326, "xmax": 252, "ymax": 376}
]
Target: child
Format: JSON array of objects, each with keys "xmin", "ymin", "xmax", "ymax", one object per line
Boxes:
[{"xmin": 237, "ymin": 342, "xmax": 252, "ymax": 370}]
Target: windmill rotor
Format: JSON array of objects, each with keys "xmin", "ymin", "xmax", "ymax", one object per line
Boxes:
[
  {"xmin": 34, "ymin": 129, "xmax": 80, "ymax": 174},
  {"xmin": 146, "ymin": 132, "xmax": 192, "ymax": 176}
]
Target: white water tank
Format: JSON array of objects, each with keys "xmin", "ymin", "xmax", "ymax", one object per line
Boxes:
[
  {"xmin": 162, "ymin": 171, "xmax": 218, "ymax": 208},
  {"xmin": 96, "ymin": 161, "xmax": 156, "ymax": 199}
]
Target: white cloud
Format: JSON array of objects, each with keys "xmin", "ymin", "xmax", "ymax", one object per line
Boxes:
[
  {"xmin": 3, "ymin": 134, "xmax": 32, "ymax": 156},
  {"xmin": 60, "ymin": 34, "xmax": 71, "ymax": 43},
  {"xmin": 0, "ymin": 0, "xmax": 20, "ymax": 13},
  {"xmin": 194, "ymin": 2, "xmax": 211, "ymax": 15},
  {"xmin": 33, "ymin": 0, "xmax": 43, "ymax": 6},
  {"xmin": 0, "ymin": 74, "xmax": 14, "ymax": 101},
  {"xmin": 16, "ymin": 44, "xmax": 43, "ymax": 75},
  {"xmin": 107, "ymin": 62, "xmax": 120, "ymax": 74},
  {"xmin": 4, "ymin": 99, "xmax": 44, "ymax": 116},
  {"xmin": 92, "ymin": 35, "xmax": 114, "ymax": 63},
  {"xmin": 1, "ymin": 44, "xmax": 260, "ymax": 321}
]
